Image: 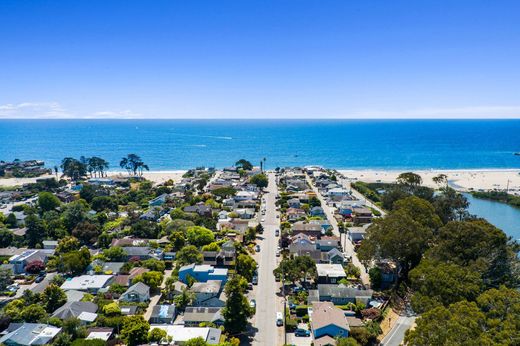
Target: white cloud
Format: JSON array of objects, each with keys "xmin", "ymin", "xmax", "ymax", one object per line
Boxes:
[
  {"xmin": 90, "ymin": 110, "xmax": 142, "ymax": 118},
  {"xmin": 0, "ymin": 102, "xmax": 71, "ymax": 118},
  {"xmin": 349, "ymin": 106, "xmax": 520, "ymax": 119}
]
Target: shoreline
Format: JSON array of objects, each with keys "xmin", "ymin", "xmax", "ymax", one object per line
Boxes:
[{"xmin": 1, "ymin": 168, "xmax": 519, "ymax": 192}]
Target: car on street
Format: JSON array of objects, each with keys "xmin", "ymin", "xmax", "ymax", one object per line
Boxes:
[
  {"xmin": 275, "ymin": 229, "xmax": 280, "ymax": 236},
  {"xmin": 252, "ymin": 276, "xmax": 258, "ymax": 285},
  {"xmin": 294, "ymin": 328, "xmax": 310, "ymax": 337},
  {"xmin": 255, "ymin": 244, "xmax": 260, "ymax": 252},
  {"xmin": 249, "ymin": 299, "xmax": 256, "ymax": 308},
  {"xmin": 261, "ymin": 218, "xmax": 265, "ymax": 223},
  {"xmin": 276, "ymin": 249, "xmax": 280, "ymax": 257},
  {"xmin": 35, "ymin": 275, "xmax": 45, "ymax": 283},
  {"xmin": 247, "ymin": 283, "xmax": 253, "ymax": 290},
  {"xmin": 276, "ymin": 312, "xmax": 284, "ymax": 326}
]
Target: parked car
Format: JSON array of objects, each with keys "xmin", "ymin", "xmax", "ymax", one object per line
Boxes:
[
  {"xmin": 247, "ymin": 283, "xmax": 253, "ymax": 290},
  {"xmin": 252, "ymin": 276, "xmax": 258, "ymax": 285},
  {"xmin": 276, "ymin": 312, "xmax": 284, "ymax": 326},
  {"xmin": 261, "ymin": 218, "xmax": 265, "ymax": 223},
  {"xmin": 255, "ymin": 244, "xmax": 260, "ymax": 252},
  {"xmin": 276, "ymin": 249, "xmax": 280, "ymax": 257},
  {"xmin": 295, "ymin": 328, "xmax": 310, "ymax": 337},
  {"xmin": 35, "ymin": 275, "xmax": 45, "ymax": 283},
  {"xmin": 275, "ymin": 229, "xmax": 280, "ymax": 236},
  {"xmin": 249, "ymin": 299, "xmax": 256, "ymax": 308}
]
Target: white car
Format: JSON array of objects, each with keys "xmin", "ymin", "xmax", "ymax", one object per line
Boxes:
[
  {"xmin": 276, "ymin": 249, "xmax": 281, "ymax": 257},
  {"xmin": 250, "ymin": 299, "xmax": 256, "ymax": 308},
  {"xmin": 261, "ymin": 218, "xmax": 265, "ymax": 223}
]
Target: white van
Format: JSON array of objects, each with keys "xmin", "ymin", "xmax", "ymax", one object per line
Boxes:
[{"xmin": 276, "ymin": 312, "xmax": 284, "ymax": 326}]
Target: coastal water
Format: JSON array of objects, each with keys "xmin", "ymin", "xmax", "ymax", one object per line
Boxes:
[
  {"xmin": 1, "ymin": 119, "xmax": 520, "ymax": 170},
  {"xmin": 464, "ymin": 193, "xmax": 520, "ymax": 241}
]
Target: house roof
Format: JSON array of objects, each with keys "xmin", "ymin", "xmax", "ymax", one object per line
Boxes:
[
  {"xmin": 184, "ymin": 307, "xmax": 224, "ymax": 323},
  {"xmin": 123, "ymin": 282, "xmax": 150, "ymax": 296},
  {"xmin": 52, "ymin": 301, "xmax": 98, "ymax": 320},
  {"xmin": 316, "ymin": 264, "xmax": 347, "ymax": 278},
  {"xmin": 191, "ymin": 280, "xmax": 222, "ymax": 294},
  {"xmin": 311, "ymin": 302, "xmax": 350, "ymax": 332},
  {"xmin": 151, "ymin": 304, "xmax": 176, "ymax": 319},
  {"xmin": 60, "ymin": 275, "xmax": 113, "ymax": 291},
  {"xmin": 317, "ymin": 284, "xmax": 373, "ymax": 300},
  {"xmin": 314, "ymin": 335, "xmax": 337, "ymax": 346},
  {"xmin": 150, "ymin": 325, "xmax": 221, "ymax": 345},
  {"xmin": 0, "ymin": 323, "xmax": 62, "ymax": 346}
]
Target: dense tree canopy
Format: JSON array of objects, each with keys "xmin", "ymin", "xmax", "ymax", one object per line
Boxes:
[{"xmin": 223, "ymin": 275, "xmax": 253, "ymax": 334}]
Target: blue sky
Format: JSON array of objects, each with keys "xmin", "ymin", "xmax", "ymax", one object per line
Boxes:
[{"xmin": 1, "ymin": 0, "xmax": 519, "ymax": 119}]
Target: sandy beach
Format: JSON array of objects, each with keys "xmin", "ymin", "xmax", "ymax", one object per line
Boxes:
[
  {"xmin": 2, "ymin": 169, "xmax": 520, "ymax": 192},
  {"xmin": 338, "ymin": 169, "xmax": 520, "ymax": 192}
]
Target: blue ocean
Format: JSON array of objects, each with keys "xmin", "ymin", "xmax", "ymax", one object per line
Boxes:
[{"xmin": 1, "ymin": 119, "xmax": 520, "ymax": 170}]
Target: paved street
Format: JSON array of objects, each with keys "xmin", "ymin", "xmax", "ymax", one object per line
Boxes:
[
  {"xmin": 143, "ymin": 268, "xmax": 173, "ymax": 321},
  {"xmin": 253, "ymin": 172, "xmax": 283, "ymax": 346},
  {"xmin": 305, "ymin": 174, "xmax": 370, "ymax": 286},
  {"xmin": 380, "ymin": 314, "xmax": 416, "ymax": 346}
]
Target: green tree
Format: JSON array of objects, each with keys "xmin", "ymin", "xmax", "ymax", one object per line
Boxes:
[
  {"xmin": 38, "ymin": 192, "xmax": 61, "ymax": 212},
  {"xmin": 91, "ymin": 196, "xmax": 118, "ymax": 212},
  {"xmin": 103, "ymin": 302, "xmax": 122, "ymax": 316},
  {"xmin": 148, "ymin": 328, "xmax": 167, "ymax": 343},
  {"xmin": 120, "ymin": 315, "xmax": 150, "ymax": 346},
  {"xmin": 186, "ymin": 226, "xmax": 215, "ymax": 247},
  {"xmin": 21, "ymin": 304, "xmax": 48, "ymax": 322},
  {"xmin": 409, "ymin": 259, "xmax": 483, "ymax": 313},
  {"xmin": 25, "ymin": 214, "xmax": 47, "ymax": 247},
  {"xmin": 336, "ymin": 338, "xmax": 360, "ymax": 346},
  {"xmin": 132, "ymin": 271, "xmax": 164, "ymax": 290},
  {"xmin": 120, "ymin": 154, "xmax": 149, "ymax": 177},
  {"xmin": 142, "ymin": 258, "xmax": 166, "ymax": 272},
  {"xmin": 0, "ymin": 228, "xmax": 14, "ymax": 247},
  {"xmin": 176, "ymin": 245, "xmax": 203, "ymax": 265},
  {"xmin": 61, "ymin": 157, "xmax": 87, "ymax": 181},
  {"xmin": 235, "ymin": 254, "xmax": 257, "ymax": 281},
  {"xmin": 42, "ymin": 284, "xmax": 67, "ymax": 313},
  {"xmin": 0, "ymin": 268, "xmax": 13, "ymax": 291},
  {"xmin": 184, "ymin": 338, "xmax": 208, "ymax": 346},
  {"xmin": 103, "ymin": 246, "xmax": 127, "ymax": 261},
  {"xmin": 223, "ymin": 275, "xmax": 253, "ymax": 334},
  {"xmin": 396, "ymin": 172, "xmax": 423, "ymax": 187},
  {"xmin": 249, "ymin": 173, "xmax": 268, "ymax": 188},
  {"xmin": 235, "ymin": 159, "xmax": 253, "ymax": 171},
  {"xmin": 358, "ymin": 209, "xmax": 433, "ymax": 277},
  {"xmin": 56, "ymin": 236, "xmax": 81, "ymax": 255},
  {"xmin": 62, "ymin": 201, "xmax": 87, "ymax": 231},
  {"xmin": 72, "ymin": 221, "xmax": 101, "ymax": 245},
  {"xmin": 427, "ymin": 220, "xmax": 519, "ymax": 287},
  {"xmin": 393, "ymin": 196, "xmax": 442, "ymax": 231},
  {"xmin": 59, "ymin": 247, "xmax": 91, "ymax": 275},
  {"xmin": 5, "ymin": 212, "xmax": 17, "ymax": 228},
  {"xmin": 433, "ymin": 187, "xmax": 469, "ymax": 224},
  {"xmin": 174, "ymin": 287, "xmax": 195, "ymax": 311},
  {"xmin": 201, "ymin": 242, "xmax": 221, "ymax": 252},
  {"xmin": 168, "ymin": 231, "xmax": 186, "ymax": 251},
  {"xmin": 211, "ymin": 186, "xmax": 237, "ymax": 199},
  {"xmin": 130, "ymin": 220, "xmax": 160, "ymax": 239}
]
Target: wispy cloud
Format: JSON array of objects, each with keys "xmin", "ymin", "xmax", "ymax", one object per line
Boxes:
[
  {"xmin": 0, "ymin": 102, "xmax": 72, "ymax": 118},
  {"xmin": 349, "ymin": 106, "xmax": 520, "ymax": 119},
  {"xmin": 90, "ymin": 110, "xmax": 142, "ymax": 118}
]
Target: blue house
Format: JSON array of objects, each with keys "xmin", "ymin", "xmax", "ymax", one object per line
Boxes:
[
  {"xmin": 310, "ymin": 206, "xmax": 325, "ymax": 217},
  {"xmin": 311, "ymin": 302, "xmax": 350, "ymax": 340},
  {"xmin": 149, "ymin": 194, "xmax": 168, "ymax": 207},
  {"xmin": 178, "ymin": 264, "xmax": 228, "ymax": 284}
]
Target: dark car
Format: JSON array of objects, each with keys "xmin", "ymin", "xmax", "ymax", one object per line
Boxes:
[
  {"xmin": 294, "ymin": 328, "xmax": 310, "ymax": 337},
  {"xmin": 35, "ymin": 275, "xmax": 45, "ymax": 283}
]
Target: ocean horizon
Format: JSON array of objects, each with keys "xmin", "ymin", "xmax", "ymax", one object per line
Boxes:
[{"xmin": 1, "ymin": 119, "xmax": 520, "ymax": 170}]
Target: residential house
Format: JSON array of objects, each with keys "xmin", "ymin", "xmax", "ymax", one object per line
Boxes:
[
  {"xmin": 0, "ymin": 323, "xmax": 61, "ymax": 346},
  {"xmin": 348, "ymin": 228, "xmax": 366, "ymax": 242},
  {"xmin": 316, "ymin": 238, "xmax": 340, "ymax": 252},
  {"xmin": 191, "ymin": 280, "xmax": 225, "ymax": 307},
  {"xmin": 352, "ymin": 206, "xmax": 373, "ymax": 225},
  {"xmin": 52, "ymin": 302, "xmax": 98, "ymax": 324},
  {"xmin": 183, "ymin": 307, "xmax": 225, "ymax": 327},
  {"xmin": 234, "ymin": 191, "xmax": 256, "ymax": 202},
  {"xmin": 42, "ymin": 240, "xmax": 58, "ymax": 250},
  {"xmin": 178, "ymin": 264, "xmax": 228, "ymax": 284},
  {"xmin": 203, "ymin": 249, "xmax": 235, "ymax": 267},
  {"xmin": 287, "ymin": 208, "xmax": 306, "ymax": 222},
  {"xmin": 85, "ymin": 328, "xmax": 113, "ymax": 342},
  {"xmin": 316, "ymin": 264, "xmax": 347, "ymax": 284},
  {"xmin": 151, "ymin": 325, "xmax": 221, "ymax": 345},
  {"xmin": 149, "ymin": 194, "xmax": 168, "ymax": 207},
  {"xmin": 311, "ymin": 302, "xmax": 350, "ymax": 340},
  {"xmin": 60, "ymin": 275, "xmax": 113, "ymax": 293},
  {"xmin": 149, "ymin": 305, "xmax": 176, "ymax": 324},
  {"xmin": 310, "ymin": 206, "xmax": 325, "ymax": 217},
  {"xmin": 119, "ymin": 282, "xmax": 150, "ymax": 302},
  {"xmin": 309, "ymin": 284, "xmax": 373, "ymax": 305},
  {"xmin": 287, "ymin": 198, "xmax": 301, "ymax": 209},
  {"xmin": 183, "ymin": 204, "xmax": 212, "ymax": 217},
  {"xmin": 291, "ymin": 222, "xmax": 323, "ymax": 238},
  {"xmin": 9, "ymin": 250, "xmax": 52, "ymax": 274}
]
